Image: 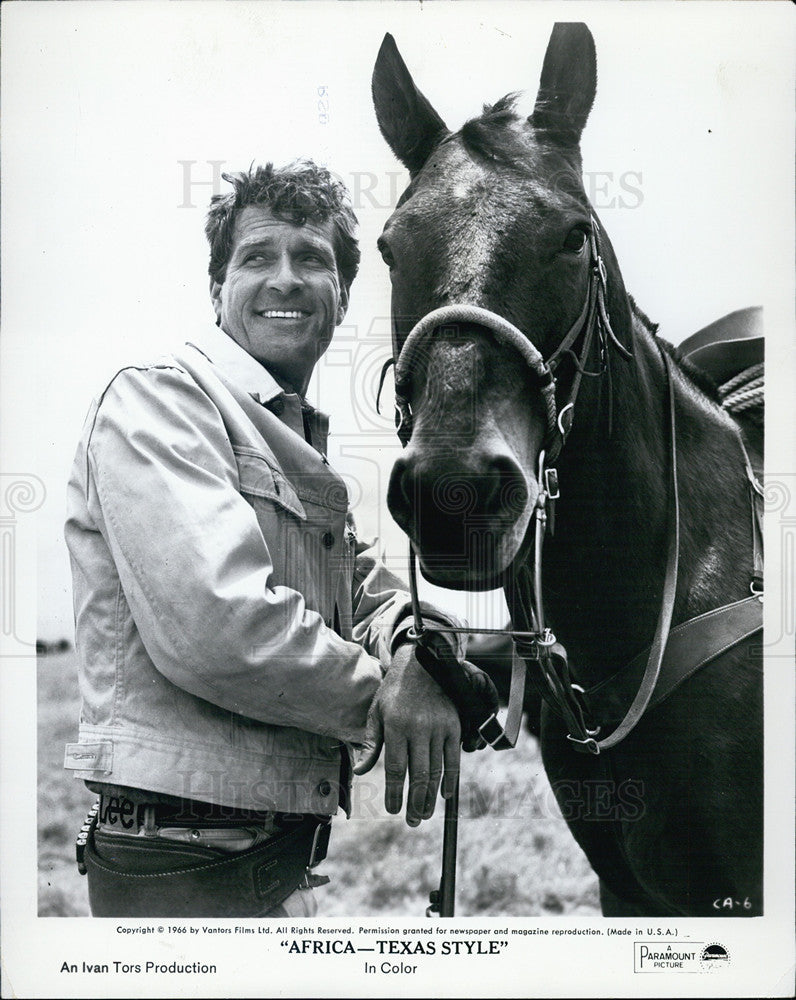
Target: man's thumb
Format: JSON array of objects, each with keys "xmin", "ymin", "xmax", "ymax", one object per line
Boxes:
[{"xmin": 353, "ymin": 710, "xmax": 384, "ymax": 775}]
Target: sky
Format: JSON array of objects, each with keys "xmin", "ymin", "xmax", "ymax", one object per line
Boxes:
[{"xmin": 1, "ymin": 0, "xmax": 793, "ymax": 641}]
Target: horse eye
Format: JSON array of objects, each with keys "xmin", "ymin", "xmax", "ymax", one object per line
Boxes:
[
  {"xmin": 377, "ymin": 237, "xmax": 395, "ymax": 268},
  {"xmin": 562, "ymin": 227, "xmax": 588, "ymax": 254}
]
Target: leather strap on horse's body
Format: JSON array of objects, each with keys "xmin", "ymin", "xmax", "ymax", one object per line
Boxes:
[
  {"xmin": 576, "ymin": 346, "xmax": 680, "ymax": 752},
  {"xmin": 579, "ymin": 595, "xmax": 762, "ymax": 725}
]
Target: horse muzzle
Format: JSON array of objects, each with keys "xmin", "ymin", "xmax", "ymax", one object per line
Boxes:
[{"xmin": 387, "ymin": 443, "xmax": 536, "ymax": 590}]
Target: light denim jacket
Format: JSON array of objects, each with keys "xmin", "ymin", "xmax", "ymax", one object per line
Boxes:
[{"xmin": 64, "ymin": 328, "xmax": 460, "ymax": 814}]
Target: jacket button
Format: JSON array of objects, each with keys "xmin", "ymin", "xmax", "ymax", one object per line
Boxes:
[
  {"xmin": 322, "ymin": 532, "xmax": 335, "ymax": 548},
  {"xmin": 318, "ymin": 780, "xmax": 332, "ymax": 797}
]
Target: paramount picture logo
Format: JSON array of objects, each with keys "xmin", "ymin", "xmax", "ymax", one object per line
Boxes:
[{"xmin": 634, "ymin": 941, "xmax": 730, "ymax": 973}]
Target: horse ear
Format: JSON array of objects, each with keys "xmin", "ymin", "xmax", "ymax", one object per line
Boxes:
[
  {"xmin": 372, "ymin": 33, "xmax": 448, "ymax": 175},
  {"xmin": 530, "ymin": 23, "xmax": 596, "ymax": 145}
]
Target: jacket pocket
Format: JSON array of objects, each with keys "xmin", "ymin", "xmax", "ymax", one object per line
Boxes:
[{"xmin": 233, "ymin": 449, "xmax": 306, "ymax": 520}]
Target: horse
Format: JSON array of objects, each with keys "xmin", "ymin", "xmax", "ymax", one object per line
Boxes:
[{"xmin": 371, "ymin": 23, "xmax": 763, "ymax": 917}]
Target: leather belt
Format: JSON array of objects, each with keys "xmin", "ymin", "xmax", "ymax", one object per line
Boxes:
[{"xmin": 95, "ymin": 791, "xmax": 281, "ymax": 833}]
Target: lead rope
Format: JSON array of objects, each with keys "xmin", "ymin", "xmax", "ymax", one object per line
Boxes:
[{"xmin": 407, "ymin": 541, "xmax": 460, "ymax": 918}]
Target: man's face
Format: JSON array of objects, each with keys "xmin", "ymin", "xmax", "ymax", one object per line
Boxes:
[{"xmin": 212, "ymin": 205, "xmax": 347, "ymax": 394}]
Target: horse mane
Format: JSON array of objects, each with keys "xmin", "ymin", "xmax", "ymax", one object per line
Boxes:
[{"xmin": 629, "ymin": 295, "xmax": 721, "ymax": 403}]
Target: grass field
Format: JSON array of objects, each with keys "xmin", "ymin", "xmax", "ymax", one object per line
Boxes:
[{"xmin": 38, "ymin": 651, "xmax": 599, "ymax": 917}]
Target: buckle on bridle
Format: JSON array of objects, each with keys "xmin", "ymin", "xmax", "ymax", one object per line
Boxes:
[
  {"xmin": 569, "ymin": 684, "xmax": 601, "ymax": 737},
  {"xmin": 544, "ymin": 467, "xmax": 560, "ymax": 501},
  {"xmin": 565, "ymin": 683, "xmax": 601, "ymax": 753},
  {"xmin": 477, "ymin": 713, "xmax": 505, "ymax": 748},
  {"xmin": 597, "ymin": 255, "xmax": 607, "ymax": 289},
  {"xmin": 512, "ymin": 628, "xmax": 555, "ymax": 662}
]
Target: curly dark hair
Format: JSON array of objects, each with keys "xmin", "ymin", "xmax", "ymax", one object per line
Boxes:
[{"xmin": 205, "ymin": 160, "xmax": 360, "ymax": 294}]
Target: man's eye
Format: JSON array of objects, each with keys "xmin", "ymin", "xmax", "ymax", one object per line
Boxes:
[{"xmin": 562, "ymin": 227, "xmax": 588, "ymax": 254}]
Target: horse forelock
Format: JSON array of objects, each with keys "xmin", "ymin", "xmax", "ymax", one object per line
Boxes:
[
  {"xmin": 458, "ymin": 93, "xmax": 526, "ymax": 163},
  {"xmin": 457, "ymin": 92, "xmax": 584, "ymax": 175}
]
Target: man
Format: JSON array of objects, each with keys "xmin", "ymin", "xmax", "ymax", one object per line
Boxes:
[{"xmin": 65, "ymin": 161, "xmax": 491, "ymax": 918}]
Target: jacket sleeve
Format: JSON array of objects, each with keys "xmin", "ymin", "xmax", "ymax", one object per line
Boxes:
[
  {"xmin": 82, "ymin": 363, "xmax": 382, "ymax": 744},
  {"xmin": 348, "ymin": 522, "xmax": 467, "ymax": 668}
]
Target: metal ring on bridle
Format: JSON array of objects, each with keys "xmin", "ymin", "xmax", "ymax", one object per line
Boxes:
[{"xmin": 557, "ymin": 401, "xmax": 575, "ymax": 438}]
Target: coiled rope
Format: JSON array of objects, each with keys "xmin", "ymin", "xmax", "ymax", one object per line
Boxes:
[{"xmin": 719, "ymin": 362, "xmax": 764, "ymax": 425}]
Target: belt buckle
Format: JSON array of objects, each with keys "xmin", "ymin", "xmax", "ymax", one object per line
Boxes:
[
  {"xmin": 299, "ymin": 819, "xmax": 332, "ymax": 891},
  {"xmin": 308, "ymin": 819, "xmax": 331, "ymax": 869}
]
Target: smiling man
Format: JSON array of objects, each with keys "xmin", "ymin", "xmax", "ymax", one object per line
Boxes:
[
  {"xmin": 210, "ymin": 203, "xmax": 345, "ymax": 394},
  {"xmin": 64, "ymin": 161, "xmax": 492, "ymax": 918}
]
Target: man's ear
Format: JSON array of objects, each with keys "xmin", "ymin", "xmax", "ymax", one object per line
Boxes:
[
  {"xmin": 336, "ymin": 285, "xmax": 349, "ymax": 326},
  {"xmin": 209, "ymin": 277, "xmax": 223, "ymax": 324}
]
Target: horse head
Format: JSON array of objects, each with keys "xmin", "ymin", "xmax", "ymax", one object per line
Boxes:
[{"xmin": 373, "ymin": 24, "xmax": 634, "ymax": 589}]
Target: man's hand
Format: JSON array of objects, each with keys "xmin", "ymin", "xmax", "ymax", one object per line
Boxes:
[{"xmin": 354, "ymin": 644, "xmax": 461, "ymax": 827}]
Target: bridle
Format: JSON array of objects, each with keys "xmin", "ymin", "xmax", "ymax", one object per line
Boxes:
[
  {"xmin": 382, "ymin": 214, "xmax": 764, "ymax": 918},
  {"xmin": 388, "ymin": 217, "xmax": 657, "ymax": 756}
]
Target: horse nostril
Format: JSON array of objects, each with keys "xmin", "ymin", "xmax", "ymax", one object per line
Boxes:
[
  {"xmin": 484, "ymin": 455, "xmax": 528, "ymax": 519},
  {"xmin": 388, "ymin": 451, "xmax": 528, "ymax": 540}
]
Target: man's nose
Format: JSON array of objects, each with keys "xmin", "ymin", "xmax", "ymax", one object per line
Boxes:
[{"xmin": 267, "ymin": 254, "xmax": 303, "ymax": 295}]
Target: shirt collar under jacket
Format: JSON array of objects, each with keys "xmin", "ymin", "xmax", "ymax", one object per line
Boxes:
[{"xmin": 186, "ymin": 325, "xmax": 330, "ymax": 454}]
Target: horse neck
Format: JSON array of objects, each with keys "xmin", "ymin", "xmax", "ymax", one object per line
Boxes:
[{"xmin": 542, "ymin": 313, "xmax": 755, "ymax": 683}]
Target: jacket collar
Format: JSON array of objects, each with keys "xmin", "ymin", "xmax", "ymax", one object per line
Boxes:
[
  {"xmin": 186, "ymin": 325, "xmax": 330, "ymax": 455},
  {"xmin": 187, "ymin": 325, "xmax": 284, "ymax": 405}
]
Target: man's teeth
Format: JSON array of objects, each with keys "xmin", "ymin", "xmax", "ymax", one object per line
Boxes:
[{"xmin": 260, "ymin": 310, "xmax": 305, "ymax": 318}]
